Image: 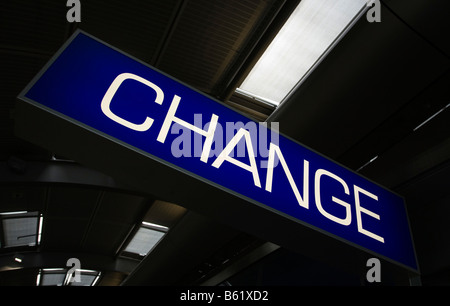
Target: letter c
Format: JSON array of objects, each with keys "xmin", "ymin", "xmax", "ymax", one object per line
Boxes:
[{"xmin": 101, "ymin": 72, "xmax": 164, "ymax": 131}]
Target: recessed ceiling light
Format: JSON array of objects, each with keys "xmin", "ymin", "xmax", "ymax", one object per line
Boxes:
[{"xmin": 237, "ymin": 0, "xmax": 367, "ymax": 106}]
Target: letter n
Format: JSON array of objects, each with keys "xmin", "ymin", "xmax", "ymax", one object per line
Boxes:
[{"xmin": 265, "ymin": 143, "xmax": 309, "ymax": 209}]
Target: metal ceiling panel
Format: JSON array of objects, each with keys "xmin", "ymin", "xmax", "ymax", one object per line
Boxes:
[
  {"xmin": 43, "ymin": 217, "xmax": 90, "ymax": 251},
  {"xmin": 43, "ymin": 186, "xmax": 100, "ymax": 251},
  {"xmin": 156, "ymin": 0, "xmax": 282, "ymax": 94},
  {"xmin": 360, "ymin": 110, "xmax": 450, "ymax": 189},
  {"xmin": 82, "ymin": 220, "xmax": 133, "ymax": 255},
  {"xmin": 396, "ymin": 161, "xmax": 450, "ymax": 278},
  {"xmin": 0, "ymin": 267, "xmax": 39, "ymax": 286},
  {"xmin": 0, "ymin": 185, "xmax": 46, "ymax": 213},
  {"xmin": 94, "ymin": 191, "xmax": 150, "ymax": 225},
  {"xmin": 0, "ymin": 0, "xmax": 68, "ymax": 56},
  {"xmin": 79, "ymin": 0, "xmax": 180, "ymax": 64},
  {"xmin": 46, "ymin": 186, "xmax": 99, "ymax": 219},
  {"xmin": 81, "ymin": 191, "xmax": 151, "ymax": 255},
  {"xmin": 0, "ymin": 1, "xmax": 67, "ymax": 161},
  {"xmin": 383, "ymin": 0, "xmax": 450, "ymax": 57},
  {"xmin": 142, "ymin": 200, "xmax": 187, "ymax": 228},
  {"xmin": 0, "ymin": 52, "xmax": 52, "ymax": 160}
]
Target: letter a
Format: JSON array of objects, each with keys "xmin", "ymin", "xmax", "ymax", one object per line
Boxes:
[
  {"xmin": 366, "ymin": 258, "xmax": 381, "ymax": 283},
  {"xmin": 66, "ymin": 257, "xmax": 81, "ymax": 283},
  {"xmin": 66, "ymin": 0, "xmax": 81, "ymax": 23},
  {"xmin": 366, "ymin": 0, "xmax": 381, "ymax": 23}
]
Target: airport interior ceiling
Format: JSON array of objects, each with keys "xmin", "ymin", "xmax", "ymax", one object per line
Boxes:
[{"xmin": 0, "ymin": 0, "xmax": 449, "ymax": 286}]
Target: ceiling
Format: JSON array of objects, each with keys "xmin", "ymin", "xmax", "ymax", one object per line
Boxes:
[{"xmin": 0, "ymin": 0, "xmax": 449, "ymax": 286}]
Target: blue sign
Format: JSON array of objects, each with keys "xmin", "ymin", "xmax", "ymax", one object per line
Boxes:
[{"xmin": 19, "ymin": 31, "xmax": 417, "ymax": 271}]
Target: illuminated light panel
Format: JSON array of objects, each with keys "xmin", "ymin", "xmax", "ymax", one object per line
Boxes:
[
  {"xmin": 37, "ymin": 268, "xmax": 101, "ymax": 286},
  {"xmin": 1, "ymin": 211, "xmax": 40, "ymax": 248},
  {"xmin": 237, "ymin": 0, "xmax": 367, "ymax": 105},
  {"xmin": 37, "ymin": 268, "xmax": 66, "ymax": 286},
  {"xmin": 123, "ymin": 222, "xmax": 167, "ymax": 257}
]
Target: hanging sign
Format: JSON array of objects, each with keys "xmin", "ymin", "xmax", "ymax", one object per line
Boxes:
[{"xmin": 18, "ymin": 31, "xmax": 418, "ymax": 271}]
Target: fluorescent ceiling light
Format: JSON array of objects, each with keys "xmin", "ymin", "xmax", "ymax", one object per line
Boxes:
[
  {"xmin": 91, "ymin": 273, "xmax": 101, "ymax": 286},
  {"xmin": 123, "ymin": 224, "xmax": 166, "ymax": 257},
  {"xmin": 37, "ymin": 269, "xmax": 67, "ymax": 286},
  {"xmin": 66, "ymin": 270, "xmax": 102, "ymax": 286},
  {"xmin": 37, "ymin": 268, "xmax": 101, "ymax": 286},
  {"xmin": 141, "ymin": 221, "xmax": 169, "ymax": 231},
  {"xmin": 2, "ymin": 213, "xmax": 39, "ymax": 248},
  {"xmin": 37, "ymin": 214, "xmax": 43, "ymax": 245},
  {"xmin": 67, "ymin": 274, "xmax": 98, "ymax": 286},
  {"xmin": 356, "ymin": 155, "xmax": 378, "ymax": 172},
  {"xmin": 0, "ymin": 211, "xmax": 28, "ymax": 216},
  {"xmin": 42, "ymin": 268, "xmax": 66, "ymax": 272},
  {"xmin": 237, "ymin": 0, "xmax": 367, "ymax": 106}
]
